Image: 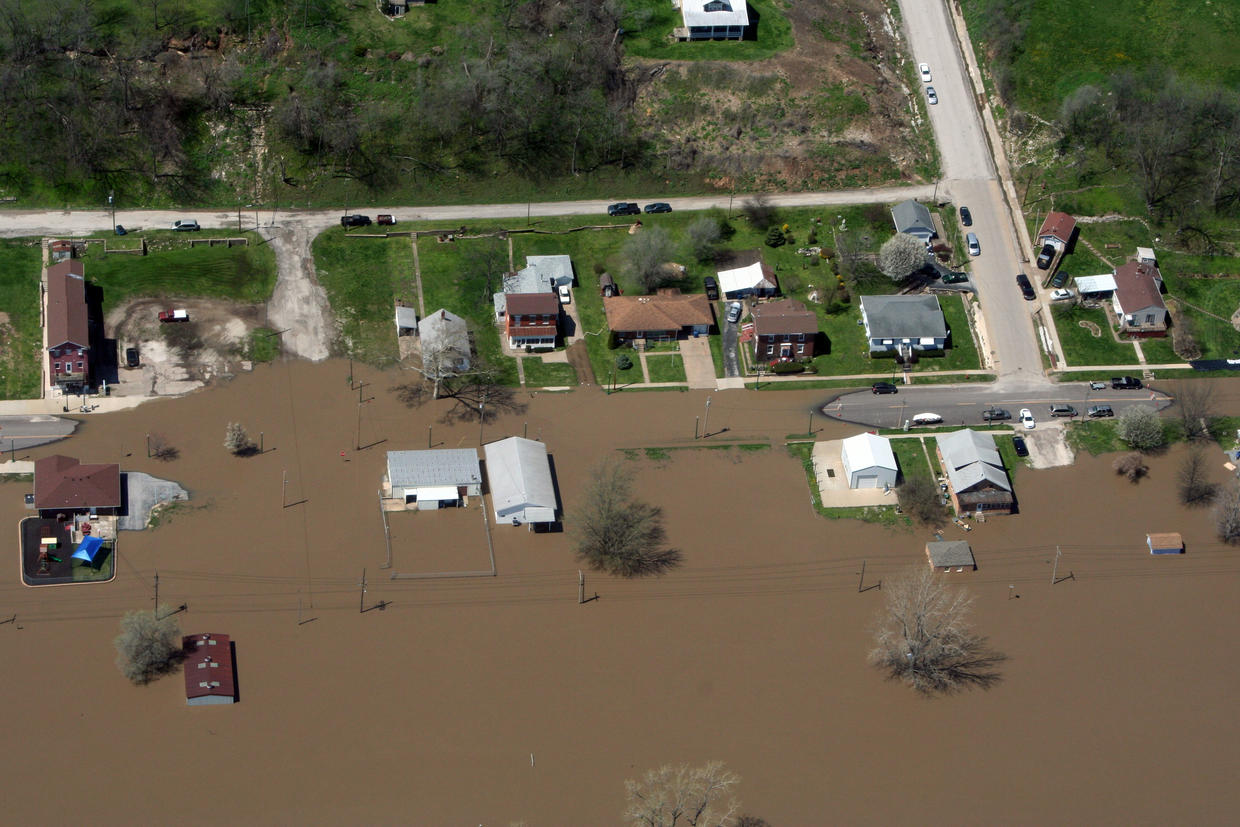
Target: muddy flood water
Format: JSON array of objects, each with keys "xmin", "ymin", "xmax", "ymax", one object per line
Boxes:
[{"xmin": 2, "ymin": 360, "xmax": 1238, "ymax": 825}]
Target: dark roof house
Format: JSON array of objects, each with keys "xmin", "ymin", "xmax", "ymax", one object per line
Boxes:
[
  {"xmin": 1112, "ymin": 260, "xmax": 1167, "ymax": 336},
  {"xmin": 34, "ymin": 455, "xmax": 121, "ymax": 513},
  {"xmin": 45, "ymin": 260, "xmax": 89, "ymax": 350},
  {"xmin": 751, "ymin": 299, "xmax": 818, "ymax": 362}
]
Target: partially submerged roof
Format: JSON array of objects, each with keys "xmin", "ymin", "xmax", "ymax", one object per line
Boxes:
[
  {"xmin": 860, "ymin": 295, "xmax": 947, "ymax": 341},
  {"xmin": 1147, "ymin": 532, "xmax": 1183, "ymax": 551},
  {"xmin": 387, "ymin": 449, "xmax": 481, "ymax": 489},
  {"xmin": 45, "ymin": 259, "xmax": 88, "ymax": 349},
  {"xmin": 483, "ymin": 437, "xmax": 556, "ymax": 522},
  {"xmin": 182, "ymin": 633, "xmax": 235, "ymax": 703},
  {"xmin": 841, "ymin": 432, "xmax": 897, "ymax": 472},
  {"xmin": 682, "ymin": 0, "xmax": 749, "ymax": 28},
  {"xmin": 926, "ymin": 540, "xmax": 976, "ymax": 568},
  {"xmin": 751, "ymin": 299, "xmax": 817, "ymax": 336},
  {"xmin": 34, "ymin": 455, "xmax": 121, "ymax": 510}
]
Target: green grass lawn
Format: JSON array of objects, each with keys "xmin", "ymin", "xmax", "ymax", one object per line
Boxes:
[
  {"xmin": 521, "ymin": 358, "xmax": 577, "ymax": 387},
  {"xmin": 1052, "ymin": 304, "xmax": 1138, "ymax": 366},
  {"xmin": 312, "ymin": 229, "xmax": 414, "ymax": 367},
  {"xmin": 1065, "ymin": 420, "xmax": 1125, "ymax": 456},
  {"xmin": 1162, "ymin": 270, "xmax": 1240, "ymax": 360},
  {"xmin": 1139, "ymin": 336, "xmax": 1183, "ymax": 365},
  {"xmin": 0, "ymin": 239, "xmax": 44, "ymax": 399},
  {"xmin": 889, "ymin": 436, "xmax": 933, "ymax": 482},
  {"xmin": 620, "ymin": 0, "xmax": 794, "ymax": 62},
  {"xmin": 80, "ymin": 232, "xmax": 276, "ymax": 313},
  {"xmin": 707, "ymin": 332, "xmax": 726, "ymax": 377},
  {"xmin": 644, "ymin": 353, "xmax": 688, "ymax": 383}
]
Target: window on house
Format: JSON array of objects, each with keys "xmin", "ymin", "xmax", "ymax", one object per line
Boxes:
[
  {"xmin": 54, "ymin": 362, "xmax": 61, "ymax": 371},
  {"xmin": 797, "ymin": 333, "xmax": 805, "ymax": 342},
  {"xmin": 766, "ymin": 345, "xmax": 774, "ymax": 355},
  {"xmin": 797, "ymin": 344, "xmax": 805, "ymax": 354},
  {"xmin": 1145, "ymin": 314, "xmax": 1154, "ymax": 324},
  {"xmin": 76, "ymin": 361, "xmax": 83, "ymax": 370}
]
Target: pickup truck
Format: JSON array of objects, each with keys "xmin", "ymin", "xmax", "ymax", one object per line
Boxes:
[{"xmin": 158, "ymin": 309, "xmax": 189, "ymax": 323}]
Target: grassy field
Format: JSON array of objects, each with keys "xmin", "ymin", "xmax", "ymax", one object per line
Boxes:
[
  {"xmin": 1162, "ymin": 272, "xmax": 1240, "ymax": 360},
  {"xmin": 1052, "ymin": 304, "xmax": 1139, "ymax": 366},
  {"xmin": 0, "ymin": 239, "xmax": 45, "ymax": 399},
  {"xmin": 80, "ymin": 233, "xmax": 277, "ymax": 313},
  {"xmin": 889, "ymin": 436, "xmax": 933, "ymax": 482},
  {"xmin": 1138, "ymin": 336, "xmax": 1183, "ymax": 365},
  {"xmin": 311, "ymin": 230, "xmax": 414, "ymax": 367},
  {"xmin": 620, "ymin": 0, "xmax": 794, "ymax": 62},
  {"xmin": 521, "ymin": 358, "xmax": 577, "ymax": 388},
  {"xmin": 644, "ymin": 353, "xmax": 688, "ymax": 384}
]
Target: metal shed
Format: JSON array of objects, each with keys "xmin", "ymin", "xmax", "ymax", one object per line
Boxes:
[{"xmin": 1147, "ymin": 532, "xmax": 1184, "ymax": 555}]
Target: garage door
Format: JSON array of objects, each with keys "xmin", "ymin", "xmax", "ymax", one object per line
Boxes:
[{"xmin": 854, "ymin": 475, "xmax": 878, "ymax": 489}]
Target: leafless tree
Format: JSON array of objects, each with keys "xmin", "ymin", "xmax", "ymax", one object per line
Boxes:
[
  {"xmin": 869, "ymin": 565, "xmax": 1006, "ymax": 696},
  {"xmin": 224, "ymin": 422, "xmax": 255, "ymax": 456},
  {"xmin": 1214, "ymin": 482, "xmax": 1240, "ymax": 543},
  {"xmin": 1171, "ymin": 380, "xmax": 1216, "ymax": 441},
  {"xmin": 148, "ymin": 433, "xmax": 179, "ymax": 461},
  {"xmin": 624, "ymin": 761, "xmax": 741, "ymax": 827},
  {"xmin": 898, "ymin": 475, "xmax": 946, "ymax": 525},
  {"xmin": 114, "ymin": 605, "xmax": 183, "ymax": 685},
  {"xmin": 877, "ymin": 232, "xmax": 928, "ymax": 281},
  {"xmin": 686, "ymin": 216, "xmax": 723, "ymax": 262},
  {"xmin": 740, "ymin": 194, "xmax": 776, "ymax": 228},
  {"xmin": 1113, "ymin": 452, "xmax": 1148, "ymax": 482},
  {"xmin": 1177, "ymin": 448, "xmax": 1218, "ymax": 506},
  {"xmin": 622, "ymin": 226, "xmax": 677, "ymax": 292},
  {"xmin": 437, "ymin": 365, "xmax": 528, "ymax": 425},
  {"xmin": 573, "ymin": 458, "xmax": 680, "ymax": 577}
]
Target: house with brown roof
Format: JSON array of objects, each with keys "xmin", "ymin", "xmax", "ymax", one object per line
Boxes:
[
  {"xmin": 45, "ymin": 259, "xmax": 90, "ymax": 390},
  {"xmin": 752, "ymin": 299, "xmax": 818, "ymax": 362},
  {"xmin": 1037, "ymin": 211, "xmax": 1077, "ymax": 248},
  {"xmin": 505, "ymin": 292, "xmax": 559, "ymax": 350},
  {"xmin": 1112, "ymin": 260, "xmax": 1167, "ymax": 337},
  {"xmin": 604, "ymin": 289, "xmax": 713, "ymax": 343},
  {"xmin": 34, "ymin": 454, "xmax": 121, "ymax": 517},
  {"xmin": 182, "ymin": 633, "xmax": 237, "ymax": 705}
]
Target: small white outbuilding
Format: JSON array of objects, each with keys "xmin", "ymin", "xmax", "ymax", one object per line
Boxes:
[{"xmin": 840, "ymin": 432, "xmax": 898, "ymax": 490}]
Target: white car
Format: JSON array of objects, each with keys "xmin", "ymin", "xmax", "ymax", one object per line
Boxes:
[
  {"xmin": 1050, "ymin": 288, "xmax": 1074, "ymax": 301},
  {"xmin": 911, "ymin": 412, "xmax": 943, "ymax": 426},
  {"xmin": 1019, "ymin": 408, "xmax": 1036, "ymax": 430},
  {"xmin": 919, "ymin": 63, "xmax": 932, "ymax": 83},
  {"xmin": 966, "ymin": 232, "xmax": 980, "ymax": 256},
  {"xmin": 557, "ymin": 284, "xmax": 571, "ymax": 304}
]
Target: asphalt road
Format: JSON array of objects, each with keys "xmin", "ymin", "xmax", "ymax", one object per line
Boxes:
[
  {"xmin": 0, "ymin": 415, "xmax": 78, "ymax": 454},
  {"xmin": 823, "ymin": 382, "xmax": 1169, "ymax": 429}
]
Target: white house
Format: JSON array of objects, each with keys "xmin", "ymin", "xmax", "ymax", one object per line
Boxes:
[
  {"xmin": 859, "ymin": 295, "xmax": 948, "ymax": 355},
  {"xmin": 483, "ymin": 437, "xmax": 557, "ymax": 526},
  {"xmin": 717, "ymin": 260, "xmax": 778, "ymax": 299},
  {"xmin": 840, "ymin": 432, "xmax": 898, "ymax": 489},
  {"xmin": 679, "ymin": 0, "xmax": 749, "ymax": 41},
  {"xmin": 386, "ymin": 449, "xmax": 482, "ymax": 509}
]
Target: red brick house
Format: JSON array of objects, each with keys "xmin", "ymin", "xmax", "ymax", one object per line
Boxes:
[
  {"xmin": 1112, "ymin": 260, "xmax": 1168, "ymax": 337},
  {"xmin": 34, "ymin": 454, "xmax": 121, "ymax": 517},
  {"xmin": 751, "ymin": 299, "xmax": 817, "ymax": 362},
  {"xmin": 45, "ymin": 259, "xmax": 90, "ymax": 390},
  {"xmin": 505, "ymin": 292, "xmax": 559, "ymax": 350}
]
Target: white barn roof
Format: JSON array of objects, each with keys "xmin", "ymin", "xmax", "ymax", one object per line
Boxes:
[
  {"xmin": 387, "ymin": 449, "xmax": 481, "ymax": 489},
  {"xmin": 841, "ymin": 433, "xmax": 897, "ymax": 473},
  {"xmin": 717, "ymin": 261, "xmax": 766, "ymax": 295},
  {"xmin": 682, "ymin": 0, "xmax": 749, "ymax": 28},
  {"xmin": 1074, "ymin": 274, "xmax": 1117, "ymax": 294},
  {"xmin": 483, "ymin": 437, "xmax": 556, "ymax": 523}
]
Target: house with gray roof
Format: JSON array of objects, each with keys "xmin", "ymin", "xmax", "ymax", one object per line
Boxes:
[
  {"xmin": 385, "ymin": 448, "xmax": 482, "ymax": 510},
  {"xmin": 925, "ymin": 540, "xmax": 976, "ymax": 572},
  {"xmin": 890, "ymin": 199, "xmax": 936, "ymax": 241},
  {"xmin": 935, "ymin": 429, "xmax": 1014, "ymax": 515},
  {"xmin": 859, "ymin": 294, "xmax": 948, "ymax": 355},
  {"xmin": 419, "ymin": 308, "xmax": 471, "ymax": 376},
  {"xmin": 483, "ymin": 437, "xmax": 557, "ymax": 527},
  {"xmin": 494, "ymin": 255, "xmax": 571, "ymax": 320},
  {"xmin": 678, "ymin": 0, "xmax": 749, "ymax": 41}
]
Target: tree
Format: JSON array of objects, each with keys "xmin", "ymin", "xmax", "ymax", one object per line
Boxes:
[
  {"xmin": 148, "ymin": 433, "xmax": 179, "ymax": 461},
  {"xmin": 1115, "ymin": 405, "xmax": 1165, "ymax": 451},
  {"xmin": 686, "ymin": 216, "xmax": 722, "ymax": 262},
  {"xmin": 1113, "ymin": 452, "xmax": 1148, "ymax": 483},
  {"xmin": 1172, "ymin": 380, "xmax": 1216, "ymax": 441},
  {"xmin": 437, "ymin": 364, "xmax": 528, "ymax": 425},
  {"xmin": 763, "ymin": 225, "xmax": 786, "ymax": 248},
  {"xmin": 740, "ymin": 194, "xmax": 775, "ymax": 229},
  {"xmin": 572, "ymin": 459, "xmax": 680, "ymax": 577},
  {"xmin": 224, "ymin": 422, "xmax": 255, "ymax": 455},
  {"xmin": 622, "ymin": 226, "xmax": 677, "ymax": 292},
  {"xmin": 624, "ymin": 761, "xmax": 740, "ymax": 827},
  {"xmin": 1214, "ymin": 483, "xmax": 1240, "ymax": 543},
  {"xmin": 869, "ymin": 565, "xmax": 1006, "ymax": 696},
  {"xmin": 877, "ymin": 232, "xmax": 928, "ymax": 281},
  {"xmin": 897, "ymin": 476, "xmax": 946, "ymax": 525},
  {"xmin": 114, "ymin": 606, "xmax": 183, "ymax": 685},
  {"xmin": 1177, "ymin": 448, "xmax": 1217, "ymax": 506}
]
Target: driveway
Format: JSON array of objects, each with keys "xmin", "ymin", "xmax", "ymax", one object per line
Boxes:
[
  {"xmin": 679, "ymin": 336, "xmax": 717, "ymax": 390},
  {"xmin": 721, "ymin": 316, "xmax": 741, "ymax": 378}
]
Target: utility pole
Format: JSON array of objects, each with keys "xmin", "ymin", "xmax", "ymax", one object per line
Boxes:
[
  {"xmin": 108, "ymin": 191, "xmax": 114, "ymax": 229},
  {"xmin": 427, "ymin": 425, "xmax": 432, "ymax": 449},
  {"xmin": 703, "ymin": 396, "xmax": 712, "ymax": 437},
  {"xmin": 1051, "ymin": 546, "xmax": 1062, "ymax": 585},
  {"xmin": 359, "ymin": 568, "xmax": 366, "ymax": 613},
  {"xmin": 578, "ymin": 570, "xmax": 585, "ymax": 604},
  {"xmin": 153, "ymin": 570, "xmax": 159, "ymax": 613},
  {"xmin": 145, "ymin": 433, "xmax": 151, "ymax": 458},
  {"xmin": 858, "ymin": 560, "xmax": 866, "ymax": 593},
  {"xmin": 807, "ymin": 409, "xmax": 813, "ymax": 436},
  {"xmin": 694, "ymin": 415, "xmax": 700, "ymax": 440},
  {"xmin": 282, "ymin": 470, "xmax": 288, "ymax": 508}
]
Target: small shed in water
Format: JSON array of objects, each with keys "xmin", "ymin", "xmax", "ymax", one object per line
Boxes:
[
  {"xmin": 1147, "ymin": 532, "xmax": 1183, "ymax": 555},
  {"xmin": 925, "ymin": 541, "xmax": 976, "ymax": 572}
]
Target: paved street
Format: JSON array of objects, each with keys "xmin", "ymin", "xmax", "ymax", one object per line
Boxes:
[{"xmin": 0, "ymin": 415, "xmax": 78, "ymax": 453}]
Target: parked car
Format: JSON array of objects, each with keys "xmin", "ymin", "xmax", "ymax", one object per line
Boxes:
[
  {"xmin": 726, "ymin": 301, "xmax": 743, "ymax": 324},
  {"xmin": 959, "ymin": 206, "xmax": 972, "ymax": 227},
  {"xmin": 1019, "ymin": 408, "xmax": 1036, "ymax": 429},
  {"xmin": 1050, "ymin": 288, "xmax": 1074, "ymax": 301},
  {"xmin": 1036, "ymin": 243, "xmax": 1056, "ymax": 270},
  {"xmin": 1011, "ymin": 434, "xmax": 1029, "ymax": 457},
  {"xmin": 926, "ymin": 86, "xmax": 938, "ymax": 105},
  {"xmin": 1049, "ymin": 404, "xmax": 1077, "ymax": 418},
  {"xmin": 172, "ymin": 219, "xmax": 200, "ymax": 231},
  {"xmin": 1087, "ymin": 405, "xmax": 1115, "ymax": 418},
  {"xmin": 911, "ymin": 412, "xmax": 943, "ymax": 426},
  {"xmin": 919, "ymin": 63, "xmax": 932, "ymax": 83},
  {"xmin": 340, "ymin": 214, "xmax": 372, "ymax": 228},
  {"xmin": 607, "ymin": 202, "xmax": 640, "ymax": 217},
  {"xmin": 1050, "ymin": 269, "xmax": 1070, "ymax": 288},
  {"xmin": 966, "ymin": 232, "xmax": 980, "ymax": 256},
  {"xmin": 376, "ymin": 214, "xmax": 397, "ymax": 226},
  {"xmin": 1112, "ymin": 376, "xmax": 1143, "ymax": 390},
  {"xmin": 704, "ymin": 276, "xmax": 719, "ymax": 301},
  {"xmin": 1089, "ymin": 381, "xmax": 1107, "ymax": 390},
  {"xmin": 114, "ymin": 225, "xmax": 127, "ymax": 236},
  {"xmin": 942, "ymin": 271, "xmax": 969, "ymax": 284},
  {"xmin": 158, "ymin": 309, "xmax": 189, "ymax": 323},
  {"xmin": 982, "ymin": 408, "xmax": 1011, "ymax": 421},
  {"xmin": 125, "ymin": 347, "xmax": 140, "ymax": 368},
  {"xmin": 643, "ymin": 202, "xmax": 672, "ymax": 214},
  {"xmin": 871, "ymin": 382, "xmax": 898, "ymax": 395},
  {"xmin": 557, "ymin": 284, "xmax": 572, "ymax": 304},
  {"xmin": 1016, "ymin": 273, "xmax": 1036, "ymax": 300}
]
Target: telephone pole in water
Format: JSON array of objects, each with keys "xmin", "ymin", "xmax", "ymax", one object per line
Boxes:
[
  {"xmin": 1050, "ymin": 546, "xmax": 1062, "ymax": 585},
  {"xmin": 359, "ymin": 569, "xmax": 367, "ymax": 613}
]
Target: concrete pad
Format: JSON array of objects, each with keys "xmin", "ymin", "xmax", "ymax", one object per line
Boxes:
[
  {"xmin": 811, "ymin": 439, "xmax": 898, "ymax": 508},
  {"xmin": 680, "ymin": 336, "xmax": 717, "ymax": 389}
]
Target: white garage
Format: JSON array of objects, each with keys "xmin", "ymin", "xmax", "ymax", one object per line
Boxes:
[{"xmin": 840, "ymin": 433, "xmax": 898, "ymax": 489}]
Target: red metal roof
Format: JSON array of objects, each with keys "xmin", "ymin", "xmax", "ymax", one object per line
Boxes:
[
  {"xmin": 34, "ymin": 455, "xmax": 120, "ymax": 510},
  {"xmin": 1038, "ymin": 211, "xmax": 1077, "ymax": 244},
  {"xmin": 45, "ymin": 260, "xmax": 89, "ymax": 349},
  {"xmin": 182, "ymin": 634, "xmax": 236, "ymax": 702}
]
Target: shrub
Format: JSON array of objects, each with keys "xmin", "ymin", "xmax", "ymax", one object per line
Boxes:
[
  {"xmin": 764, "ymin": 226, "xmax": 786, "ymax": 248},
  {"xmin": 770, "ymin": 361, "xmax": 804, "ymax": 374},
  {"xmin": 114, "ymin": 607, "xmax": 183, "ymax": 685},
  {"xmin": 1112, "ymin": 452, "xmax": 1148, "ymax": 482},
  {"xmin": 1116, "ymin": 406, "xmax": 1165, "ymax": 451}
]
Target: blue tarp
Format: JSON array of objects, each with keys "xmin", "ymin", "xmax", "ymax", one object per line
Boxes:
[{"xmin": 71, "ymin": 535, "xmax": 104, "ymax": 563}]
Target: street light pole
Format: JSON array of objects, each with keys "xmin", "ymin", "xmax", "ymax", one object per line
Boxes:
[
  {"xmin": 108, "ymin": 191, "xmax": 114, "ymax": 230},
  {"xmin": 703, "ymin": 396, "xmax": 712, "ymax": 437}
]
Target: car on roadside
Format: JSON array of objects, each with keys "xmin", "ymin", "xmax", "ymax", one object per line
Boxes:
[
  {"xmin": 1016, "ymin": 272, "xmax": 1036, "ymax": 300},
  {"xmin": 926, "ymin": 86, "xmax": 938, "ymax": 105},
  {"xmin": 982, "ymin": 408, "xmax": 1011, "ymax": 421},
  {"xmin": 1050, "ymin": 404, "xmax": 1077, "ymax": 418},
  {"xmin": 643, "ymin": 202, "xmax": 672, "ymax": 214},
  {"xmin": 172, "ymin": 219, "xmax": 200, "ymax": 231},
  {"xmin": 1019, "ymin": 408, "xmax": 1036, "ymax": 429},
  {"xmin": 1087, "ymin": 405, "xmax": 1114, "ymax": 418},
  {"xmin": 1112, "ymin": 376, "xmax": 1143, "ymax": 390},
  {"xmin": 919, "ymin": 63, "xmax": 932, "ymax": 83},
  {"xmin": 966, "ymin": 232, "xmax": 980, "ymax": 256},
  {"xmin": 959, "ymin": 206, "xmax": 972, "ymax": 227},
  {"xmin": 704, "ymin": 276, "xmax": 719, "ymax": 301},
  {"xmin": 340, "ymin": 214, "xmax": 372, "ymax": 228},
  {"xmin": 125, "ymin": 347, "xmax": 140, "ymax": 368},
  {"xmin": 911, "ymin": 412, "xmax": 943, "ymax": 426},
  {"xmin": 1089, "ymin": 381, "xmax": 1107, "ymax": 390},
  {"xmin": 1050, "ymin": 269, "xmax": 1070, "ymax": 288},
  {"xmin": 726, "ymin": 301, "xmax": 743, "ymax": 324},
  {"xmin": 376, "ymin": 214, "xmax": 397, "ymax": 226},
  {"xmin": 1036, "ymin": 243, "xmax": 1057, "ymax": 270},
  {"xmin": 607, "ymin": 202, "xmax": 640, "ymax": 217},
  {"xmin": 1050, "ymin": 288, "xmax": 1074, "ymax": 301},
  {"xmin": 871, "ymin": 382, "xmax": 898, "ymax": 395},
  {"xmin": 1012, "ymin": 434, "xmax": 1029, "ymax": 457}
]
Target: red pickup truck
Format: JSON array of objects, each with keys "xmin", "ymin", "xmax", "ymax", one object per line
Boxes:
[{"xmin": 158, "ymin": 309, "xmax": 189, "ymax": 323}]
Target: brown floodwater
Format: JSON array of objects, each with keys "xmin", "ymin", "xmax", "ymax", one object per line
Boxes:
[{"xmin": 1, "ymin": 361, "xmax": 1237, "ymax": 825}]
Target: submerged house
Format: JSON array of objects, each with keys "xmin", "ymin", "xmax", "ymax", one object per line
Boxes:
[
  {"xmin": 483, "ymin": 437, "xmax": 556, "ymax": 527},
  {"xmin": 935, "ymin": 429, "xmax": 1014, "ymax": 515}
]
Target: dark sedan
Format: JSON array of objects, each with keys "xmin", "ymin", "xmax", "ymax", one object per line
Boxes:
[
  {"xmin": 981, "ymin": 408, "xmax": 1011, "ymax": 421},
  {"xmin": 959, "ymin": 206, "xmax": 972, "ymax": 227},
  {"xmin": 643, "ymin": 202, "xmax": 672, "ymax": 214},
  {"xmin": 607, "ymin": 202, "xmax": 640, "ymax": 216},
  {"xmin": 1016, "ymin": 273, "xmax": 1036, "ymax": 301},
  {"xmin": 871, "ymin": 382, "xmax": 898, "ymax": 395},
  {"xmin": 1012, "ymin": 434, "xmax": 1029, "ymax": 457}
]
